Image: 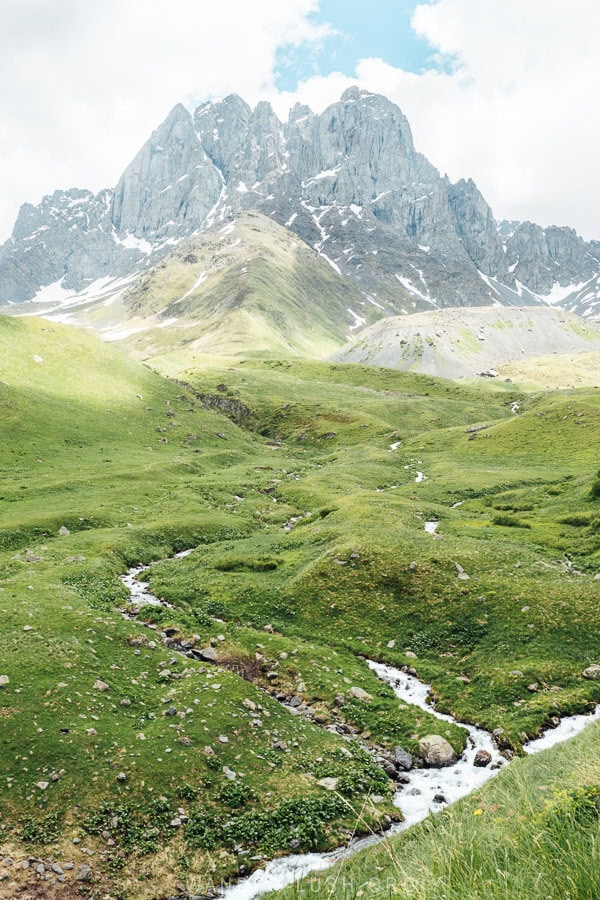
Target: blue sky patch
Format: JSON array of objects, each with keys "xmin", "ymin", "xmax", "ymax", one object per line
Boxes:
[{"xmin": 275, "ymin": 0, "xmax": 433, "ymax": 91}]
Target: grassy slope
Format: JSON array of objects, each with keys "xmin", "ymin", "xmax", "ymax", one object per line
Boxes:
[
  {"xmin": 112, "ymin": 212, "xmax": 366, "ymax": 361},
  {"xmin": 2, "ymin": 319, "xmax": 600, "ymax": 897},
  {"xmin": 0, "ymin": 319, "xmax": 396, "ymax": 897}
]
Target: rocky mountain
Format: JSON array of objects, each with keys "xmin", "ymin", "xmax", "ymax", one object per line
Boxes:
[
  {"xmin": 330, "ymin": 307, "xmax": 600, "ymax": 379},
  {"xmin": 1, "ymin": 87, "xmax": 599, "ymax": 333}
]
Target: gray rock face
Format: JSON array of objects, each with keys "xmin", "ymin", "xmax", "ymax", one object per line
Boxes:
[
  {"xmin": 0, "ymin": 188, "xmax": 142, "ymax": 301},
  {"xmin": 112, "ymin": 104, "xmax": 224, "ymax": 240},
  {"xmin": 501, "ymin": 221, "xmax": 600, "ymax": 294},
  {"xmin": 1, "ymin": 87, "xmax": 599, "ymax": 314}
]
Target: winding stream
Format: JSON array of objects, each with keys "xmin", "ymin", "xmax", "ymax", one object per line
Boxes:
[{"xmin": 120, "ymin": 553, "xmax": 600, "ymax": 900}]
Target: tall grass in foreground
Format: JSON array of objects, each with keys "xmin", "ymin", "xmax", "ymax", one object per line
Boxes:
[{"xmin": 270, "ymin": 722, "xmax": 600, "ymax": 899}]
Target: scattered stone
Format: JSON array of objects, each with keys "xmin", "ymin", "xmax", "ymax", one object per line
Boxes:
[
  {"xmin": 218, "ymin": 735, "xmax": 229, "ymax": 744},
  {"xmin": 23, "ymin": 625, "xmax": 34, "ymax": 632},
  {"xmin": 35, "ymin": 863, "xmax": 46, "ymax": 875},
  {"xmin": 170, "ymin": 818, "xmax": 182, "ymax": 828},
  {"xmin": 405, "ymin": 650, "xmax": 417, "ymax": 659},
  {"xmin": 75, "ymin": 864, "xmax": 93, "ymax": 882},
  {"xmin": 3, "ymin": 857, "xmax": 13, "ymax": 867},
  {"xmin": 116, "ymin": 772, "xmax": 127, "ymax": 782},
  {"xmin": 347, "ymin": 686, "xmax": 373, "ymax": 702},
  {"xmin": 35, "ymin": 781, "xmax": 49, "ymax": 791},
  {"xmin": 52, "ymin": 864, "xmax": 63, "ymax": 875},
  {"xmin": 223, "ymin": 767, "xmax": 237, "ymax": 781},
  {"xmin": 179, "ymin": 735, "xmax": 192, "ymax": 746},
  {"xmin": 92, "ymin": 680, "xmax": 110, "ymax": 692},
  {"xmin": 473, "ymin": 750, "xmax": 492, "ymax": 767},
  {"xmin": 242, "ymin": 698, "xmax": 257, "ymax": 712},
  {"xmin": 456, "ymin": 675, "xmax": 471, "ymax": 684},
  {"xmin": 158, "ymin": 669, "xmax": 172, "ymax": 679},
  {"xmin": 85, "ymin": 728, "xmax": 97, "ymax": 736},
  {"xmin": 120, "ymin": 698, "xmax": 132, "ymax": 706},
  {"xmin": 418, "ymin": 735, "xmax": 458, "ymax": 768},
  {"xmin": 0, "ymin": 675, "xmax": 8, "ymax": 687},
  {"xmin": 317, "ymin": 777, "xmax": 339, "ymax": 791},
  {"xmin": 455, "ymin": 562, "xmax": 470, "ymax": 580},
  {"xmin": 264, "ymin": 624, "xmax": 274, "ymax": 633},
  {"xmin": 582, "ymin": 665, "xmax": 600, "ymax": 680},
  {"xmin": 387, "ymin": 640, "xmax": 396, "ymax": 649},
  {"xmin": 394, "ymin": 747, "xmax": 413, "ymax": 771},
  {"xmin": 409, "ymin": 561, "xmax": 418, "ymax": 571},
  {"xmin": 433, "ymin": 793, "xmax": 447, "ymax": 803},
  {"xmin": 58, "ymin": 526, "xmax": 70, "ymax": 536},
  {"xmin": 165, "ymin": 706, "xmax": 178, "ymax": 717},
  {"xmin": 197, "ymin": 647, "xmax": 218, "ymax": 663},
  {"xmin": 527, "ymin": 682, "xmax": 540, "ymax": 693}
]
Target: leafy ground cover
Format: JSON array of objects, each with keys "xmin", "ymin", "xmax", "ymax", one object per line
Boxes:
[{"xmin": 1, "ymin": 317, "xmax": 599, "ymax": 897}]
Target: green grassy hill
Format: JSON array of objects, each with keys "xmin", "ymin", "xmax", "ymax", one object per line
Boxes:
[
  {"xmin": 71, "ymin": 211, "xmax": 369, "ymax": 362},
  {"xmin": 1, "ymin": 316, "xmax": 600, "ymax": 897}
]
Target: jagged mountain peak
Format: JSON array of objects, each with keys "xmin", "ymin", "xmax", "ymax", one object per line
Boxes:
[{"xmin": 1, "ymin": 88, "xmax": 599, "ymax": 327}]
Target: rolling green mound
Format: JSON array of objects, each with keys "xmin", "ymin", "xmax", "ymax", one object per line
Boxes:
[
  {"xmin": 75, "ymin": 212, "xmax": 368, "ymax": 361},
  {"xmin": 1, "ymin": 317, "xmax": 600, "ymax": 897}
]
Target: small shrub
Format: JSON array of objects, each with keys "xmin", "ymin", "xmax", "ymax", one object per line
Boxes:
[
  {"xmin": 590, "ymin": 471, "xmax": 600, "ymax": 500},
  {"xmin": 22, "ymin": 811, "xmax": 63, "ymax": 844},
  {"xmin": 218, "ymin": 781, "xmax": 256, "ymax": 808},
  {"xmin": 492, "ymin": 514, "xmax": 531, "ymax": 529},
  {"xmin": 558, "ymin": 514, "xmax": 592, "ymax": 527}
]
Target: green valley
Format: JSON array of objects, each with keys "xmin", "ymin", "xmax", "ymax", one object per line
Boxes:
[{"xmin": 1, "ymin": 315, "xmax": 600, "ymax": 898}]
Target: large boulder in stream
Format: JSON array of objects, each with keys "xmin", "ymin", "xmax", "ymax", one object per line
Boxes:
[{"xmin": 418, "ymin": 734, "xmax": 458, "ymax": 768}]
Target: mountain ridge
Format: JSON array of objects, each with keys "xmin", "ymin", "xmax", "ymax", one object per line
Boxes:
[{"xmin": 1, "ymin": 87, "xmax": 599, "ymax": 325}]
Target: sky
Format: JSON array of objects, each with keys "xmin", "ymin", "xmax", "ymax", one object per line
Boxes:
[{"xmin": 0, "ymin": 0, "xmax": 598, "ymax": 242}]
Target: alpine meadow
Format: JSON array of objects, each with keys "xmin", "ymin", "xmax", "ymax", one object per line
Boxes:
[{"xmin": 0, "ymin": 78, "xmax": 600, "ymax": 900}]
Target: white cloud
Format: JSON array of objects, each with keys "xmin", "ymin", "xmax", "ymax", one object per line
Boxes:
[
  {"xmin": 0, "ymin": 0, "xmax": 328, "ymax": 239},
  {"xmin": 269, "ymin": 0, "xmax": 600, "ymax": 240}
]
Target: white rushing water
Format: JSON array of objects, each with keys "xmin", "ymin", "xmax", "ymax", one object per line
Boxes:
[
  {"xmin": 119, "ymin": 556, "xmax": 600, "ymax": 900},
  {"xmin": 424, "ymin": 520, "xmax": 439, "ymax": 536},
  {"xmin": 119, "ymin": 548, "xmax": 193, "ymax": 608},
  {"xmin": 219, "ymin": 662, "xmax": 600, "ymax": 899},
  {"xmin": 523, "ymin": 704, "xmax": 600, "ymax": 754}
]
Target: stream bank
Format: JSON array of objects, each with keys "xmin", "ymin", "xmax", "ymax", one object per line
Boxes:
[{"xmin": 118, "ymin": 553, "xmax": 600, "ymax": 900}]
